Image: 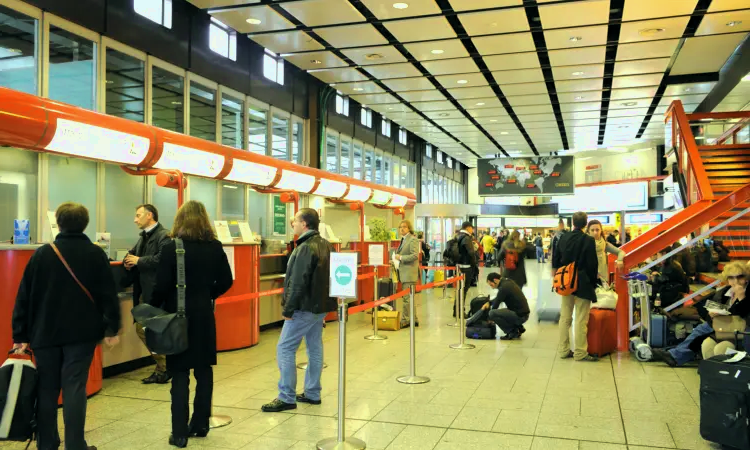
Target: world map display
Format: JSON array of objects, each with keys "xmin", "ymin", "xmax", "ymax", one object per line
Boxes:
[{"xmin": 477, "ymin": 156, "xmax": 575, "ymax": 196}]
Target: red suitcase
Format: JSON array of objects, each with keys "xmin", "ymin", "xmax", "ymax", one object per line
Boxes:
[{"xmin": 587, "ymin": 309, "xmax": 617, "ymax": 357}]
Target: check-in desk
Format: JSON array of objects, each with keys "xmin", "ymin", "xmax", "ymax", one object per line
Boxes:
[
  {"xmin": 258, "ymin": 253, "xmax": 286, "ymax": 326},
  {"xmin": 214, "ymin": 243, "xmax": 259, "ymax": 351}
]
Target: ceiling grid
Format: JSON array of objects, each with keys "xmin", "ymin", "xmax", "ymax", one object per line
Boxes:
[{"xmin": 597, "ymin": 0, "xmax": 624, "ymax": 146}]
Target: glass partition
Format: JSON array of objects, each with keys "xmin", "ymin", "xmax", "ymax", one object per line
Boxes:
[
  {"xmin": 189, "ymin": 81, "xmax": 217, "ymax": 142},
  {"xmin": 326, "ymin": 132, "xmax": 338, "ymax": 173},
  {"xmin": 272, "ymin": 114, "xmax": 289, "ymax": 160},
  {"xmin": 221, "ymin": 91, "xmax": 244, "ymax": 149},
  {"xmin": 152, "ymin": 65, "xmax": 184, "ymax": 133},
  {"xmin": 48, "ymin": 155, "xmax": 97, "ymax": 240},
  {"xmin": 402, "ymin": 162, "xmax": 408, "ymax": 189},
  {"xmin": 0, "ymin": 6, "xmax": 38, "ymax": 95},
  {"xmin": 291, "ymin": 121, "xmax": 303, "ymax": 164},
  {"xmin": 189, "ymin": 177, "xmax": 217, "ymax": 221},
  {"xmin": 393, "ymin": 157, "xmax": 400, "ymax": 188},
  {"xmin": 0, "ymin": 148, "xmax": 38, "ymax": 242},
  {"xmin": 105, "ymin": 49, "xmax": 145, "ymax": 122},
  {"xmin": 375, "ymin": 151, "xmax": 383, "ymax": 184},
  {"xmin": 104, "ymin": 164, "xmax": 144, "ymax": 256},
  {"xmin": 151, "ymin": 177, "xmax": 177, "ymax": 230},
  {"xmin": 383, "ymin": 154, "xmax": 391, "ymax": 186},
  {"xmin": 352, "ymin": 141, "xmax": 363, "ymax": 180},
  {"xmin": 220, "ymin": 183, "xmax": 245, "ymax": 220},
  {"xmin": 340, "ymin": 136, "xmax": 351, "ymax": 177},
  {"xmin": 364, "ymin": 147, "xmax": 374, "ymax": 182},
  {"xmin": 48, "ymin": 25, "xmax": 96, "ymax": 110},
  {"xmin": 421, "ymin": 168, "xmax": 428, "ymax": 203},
  {"xmin": 248, "ymin": 104, "xmax": 267, "ymax": 154}
]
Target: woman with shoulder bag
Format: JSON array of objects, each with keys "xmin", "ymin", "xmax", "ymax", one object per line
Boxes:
[
  {"xmin": 12, "ymin": 202, "xmax": 122, "ymax": 450},
  {"xmin": 586, "ymin": 220, "xmax": 625, "ymax": 308},
  {"xmin": 701, "ymin": 261, "xmax": 750, "ymax": 359},
  {"xmin": 499, "ymin": 230, "xmax": 527, "ymax": 288},
  {"xmin": 150, "ymin": 201, "xmax": 233, "ymax": 448}
]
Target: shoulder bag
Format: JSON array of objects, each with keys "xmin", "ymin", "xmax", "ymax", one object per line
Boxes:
[
  {"xmin": 51, "ymin": 243, "xmax": 95, "ymax": 304},
  {"xmin": 131, "ymin": 238, "xmax": 188, "ymax": 355},
  {"xmin": 713, "ymin": 315, "xmax": 747, "ymax": 342}
]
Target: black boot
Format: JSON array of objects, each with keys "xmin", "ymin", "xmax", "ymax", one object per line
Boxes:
[{"xmin": 169, "ymin": 434, "xmax": 188, "ymax": 448}]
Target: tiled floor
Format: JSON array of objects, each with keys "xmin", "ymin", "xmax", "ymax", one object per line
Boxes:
[{"xmin": 5, "ymin": 264, "xmax": 717, "ymax": 449}]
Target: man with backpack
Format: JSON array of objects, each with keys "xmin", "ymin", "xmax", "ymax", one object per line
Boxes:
[
  {"xmin": 445, "ymin": 222, "xmax": 478, "ymax": 318},
  {"xmin": 481, "ymin": 273, "xmax": 530, "ymax": 340},
  {"xmin": 552, "ymin": 211, "xmax": 599, "ymax": 362},
  {"xmin": 550, "ymin": 219, "xmax": 567, "ymax": 271},
  {"xmin": 534, "ymin": 233, "xmax": 545, "ymax": 263}
]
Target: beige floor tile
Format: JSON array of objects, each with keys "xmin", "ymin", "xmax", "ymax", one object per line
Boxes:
[
  {"xmin": 535, "ymin": 413, "xmax": 625, "ymax": 444},
  {"xmin": 579, "ymin": 443, "xmax": 627, "ymax": 450},
  {"xmin": 492, "ymin": 410, "xmax": 539, "ymax": 435},
  {"xmin": 623, "ymin": 418, "xmax": 676, "ymax": 448},
  {"xmin": 668, "ymin": 421, "xmax": 715, "ymax": 450},
  {"xmin": 450, "ymin": 406, "xmax": 501, "ymax": 431},
  {"xmin": 227, "ymin": 412, "xmax": 293, "ymax": 436},
  {"xmin": 352, "ymin": 421, "xmax": 406, "ymax": 448},
  {"xmin": 580, "ymin": 397, "xmax": 622, "ymax": 418},
  {"xmin": 530, "ymin": 436, "xmax": 579, "ymax": 450},
  {"xmin": 84, "ymin": 421, "xmax": 148, "ymax": 447},
  {"xmin": 384, "ymin": 425, "xmax": 447, "ymax": 450},
  {"xmin": 434, "ymin": 429, "xmax": 533, "ymax": 449},
  {"xmin": 240, "ymin": 436, "xmax": 299, "ymax": 449},
  {"xmin": 541, "ymin": 395, "xmax": 581, "ymax": 416}
]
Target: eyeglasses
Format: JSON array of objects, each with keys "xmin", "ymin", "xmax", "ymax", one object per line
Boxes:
[{"xmin": 727, "ymin": 275, "xmax": 746, "ymax": 281}]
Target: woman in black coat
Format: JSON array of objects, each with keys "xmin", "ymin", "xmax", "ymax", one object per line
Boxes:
[
  {"xmin": 499, "ymin": 230, "xmax": 528, "ymax": 288},
  {"xmin": 151, "ymin": 201, "xmax": 233, "ymax": 448}
]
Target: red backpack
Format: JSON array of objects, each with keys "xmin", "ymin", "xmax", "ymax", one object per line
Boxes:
[{"xmin": 504, "ymin": 250, "xmax": 519, "ymax": 270}]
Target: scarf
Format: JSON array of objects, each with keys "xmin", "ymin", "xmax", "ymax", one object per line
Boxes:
[{"xmin": 595, "ymin": 236, "xmax": 607, "ymax": 281}]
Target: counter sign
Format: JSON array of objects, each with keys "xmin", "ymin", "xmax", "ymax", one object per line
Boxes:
[{"xmin": 329, "ymin": 252, "xmax": 358, "ymax": 299}]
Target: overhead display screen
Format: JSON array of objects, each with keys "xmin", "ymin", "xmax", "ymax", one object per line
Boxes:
[{"xmin": 477, "ymin": 156, "xmax": 575, "ymax": 196}]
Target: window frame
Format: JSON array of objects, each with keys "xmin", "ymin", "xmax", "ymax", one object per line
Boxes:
[
  {"xmin": 398, "ymin": 127, "xmax": 407, "ymax": 145},
  {"xmin": 218, "ymin": 85, "xmax": 248, "ymax": 150},
  {"xmin": 134, "ymin": 0, "xmax": 172, "ymax": 29},
  {"xmin": 360, "ymin": 107, "xmax": 372, "ymax": 128},
  {"xmin": 335, "ymin": 93, "xmax": 349, "ymax": 116},
  {"xmin": 186, "ymin": 72, "xmax": 219, "ymax": 142},
  {"xmin": 262, "ymin": 49, "xmax": 284, "ymax": 85},
  {"xmin": 247, "ymin": 97, "xmax": 270, "ymax": 155},
  {"xmin": 381, "ymin": 118, "xmax": 391, "ymax": 137},
  {"xmin": 425, "ymin": 143, "xmax": 432, "ymax": 159},
  {"xmin": 270, "ymin": 107, "xmax": 292, "ymax": 161},
  {"xmin": 208, "ymin": 17, "xmax": 237, "ymax": 61}
]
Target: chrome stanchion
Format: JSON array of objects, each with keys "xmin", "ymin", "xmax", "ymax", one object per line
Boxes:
[
  {"xmin": 450, "ymin": 276, "xmax": 475, "ymax": 350},
  {"xmin": 447, "ymin": 278, "xmax": 459, "ymax": 327},
  {"xmin": 397, "ymin": 285, "xmax": 430, "ymax": 385},
  {"xmin": 317, "ymin": 299, "xmax": 366, "ymax": 450},
  {"xmin": 365, "ymin": 273, "xmax": 387, "ymax": 341},
  {"xmin": 209, "ymin": 404, "xmax": 232, "ymax": 428}
]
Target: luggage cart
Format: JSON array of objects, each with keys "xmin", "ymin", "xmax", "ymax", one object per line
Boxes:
[{"xmin": 626, "ymin": 273, "xmax": 654, "ymax": 361}]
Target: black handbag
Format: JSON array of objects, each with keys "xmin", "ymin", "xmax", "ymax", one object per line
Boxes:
[{"xmin": 131, "ymin": 238, "xmax": 188, "ymax": 356}]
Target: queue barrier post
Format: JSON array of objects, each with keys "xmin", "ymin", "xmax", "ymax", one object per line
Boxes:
[
  {"xmin": 316, "ymin": 299, "xmax": 366, "ymax": 450},
  {"xmin": 365, "ymin": 270, "xmax": 387, "ymax": 341},
  {"xmin": 397, "ymin": 284, "xmax": 430, "ymax": 385},
  {"xmin": 449, "ymin": 276, "xmax": 475, "ymax": 350}
]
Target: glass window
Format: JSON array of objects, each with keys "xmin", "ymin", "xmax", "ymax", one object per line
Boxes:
[
  {"xmin": 421, "ymin": 168, "xmax": 427, "ymax": 203},
  {"xmin": 408, "ymin": 163, "xmax": 416, "ymax": 189},
  {"xmin": 360, "ymin": 108, "xmax": 372, "ymax": 127},
  {"xmin": 437, "ymin": 151, "xmax": 443, "ymax": 164},
  {"xmin": 105, "ymin": 49, "xmax": 144, "ymax": 122},
  {"xmin": 326, "ymin": 133, "xmax": 338, "ymax": 173},
  {"xmin": 426, "ymin": 144, "xmax": 432, "ymax": 158},
  {"xmin": 383, "ymin": 154, "xmax": 391, "ymax": 186},
  {"xmin": 426, "ymin": 171, "xmax": 433, "ymax": 204},
  {"xmin": 189, "ymin": 177, "xmax": 217, "ymax": 221},
  {"xmin": 292, "ymin": 121, "xmax": 303, "ymax": 164},
  {"xmin": 375, "ymin": 152, "xmax": 383, "ymax": 184},
  {"xmin": 48, "ymin": 155, "xmax": 97, "ymax": 241},
  {"xmin": 335, "ymin": 93, "xmax": 349, "ymax": 116},
  {"xmin": 221, "ymin": 91, "xmax": 244, "ymax": 149},
  {"xmin": 209, "ymin": 18, "xmax": 236, "ymax": 61},
  {"xmin": 189, "ymin": 81, "xmax": 216, "ymax": 142},
  {"xmin": 247, "ymin": 189, "xmax": 266, "ymax": 237},
  {"xmin": 381, "ymin": 119, "xmax": 391, "ymax": 137},
  {"xmin": 221, "ymin": 183, "xmax": 245, "ymax": 220},
  {"xmin": 0, "ymin": 148, "xmax": 38, "ymax": 242},
  {"xmin": 352, "ymin": 141, "xmax": 363, "ymax": 180},
  {"xmin": 104, "ymin": 164, "xmax": 144, "ymax": 256},
  {"xmin": 393, "ymin": 157, "xmax": 400, "ymax": 188},
  {"xmin": 0, "ymin": 6, "xmax": 38, "ymax": 95},
  {"xmin": 152, "ymin": 66, "xmax": 184, "ymax": 133},
  {"xmin": 151, "ymin": 177, "xmax": 177, "ymax": 231},
  {"xmin": 248, "ymin": 105, "xmax": 267, "ymax": 154},
  {"xmin": 447, "ymin": 157, "xmax": 453, "ymax": 169},
  {"xmin": 263, "ymin": 49, "xmax": 284, "ymax": 85},
  {"xmin": 364, "ymin": 148, "xmax": 373, "ymax": 182},
  {"xmin": 48, "ymin": 26, "xmax": 96, "ymax": 110},
  {"xmin": 401, "ymin": 162, "xmax": 408, "ymax": 188},
  {"xmin": 134, "ymin": 0, "xmax": 172, "ymax": 28},
  {"xmin": 271, "ymin": 114, "xmax": 289, "ymax": 160},
  {"xmin": 340, "ymin": 137, "xmax": 351, "ymax": 177},
  {"xmin": 398, "ymin": 127, "xmax": 407, "ymax": 145}
]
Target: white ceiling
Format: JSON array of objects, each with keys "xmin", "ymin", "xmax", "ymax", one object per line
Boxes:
[{"xmin": 191, "ymin": 0, "xmax": 750, "ymax": 168}]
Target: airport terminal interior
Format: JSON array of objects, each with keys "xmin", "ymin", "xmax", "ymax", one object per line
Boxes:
[{"xmin": 0, "ymin": 0, "xmax": 749, "ymax": 448}]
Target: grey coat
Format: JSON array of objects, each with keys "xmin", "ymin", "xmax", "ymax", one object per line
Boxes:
[{"xmin": 396, "ymin": 233, "xmax": 420, "ymax": 283}]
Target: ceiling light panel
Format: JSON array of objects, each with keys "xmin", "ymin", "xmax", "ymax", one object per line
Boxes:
[
  {"xmin": 421, "ymin": 57, "xmax": 480, "ymax": 76},
  {"xmin": 557, "ymin": 91, "xmax": 603, "ymax": 103},
  {"xmin": 506, "ymin": 94, "xmax": 552, "ymax": 107},
  {"xmin": 212, "ymin": 6, "xmax": 294, "ymax": 33},
  {"xmin": 404, "ymin": 39, "xmax": 470, "ymax": 61},
  {"xmin": 314, "ymin": 24, "xmax": 388, "ymax": 48},
  {"xmin": 696, "ymin": 10, "xmax": 750, "ymax": 35},
  {"xmin": 544, "ymin": 25, "xmax": 608, "ymax": 50},
  {"xmin": 512, "ymin": 104, "xmax": 555, "ymax": 115},
  {"xmin": 607, "ymin": 107, "xmax": 650, "ymax": 118},
  {"xmin": 708, "ymin": 0, "xmax": 750, "ymax": 12},
  {"xmin": 622, "ymin": 0, "xmax": 698, "ymax": 21},
  {"xmin": 363, "ymin": 62, "xmax": 422, "ymax": 79},
  {"xmin": 350, "ymin": 93, "xmax": 399, "ymax": 104},
  {"xmin": 280, "ymin": 0, "xmax": 365, "ymax": 26},
  {"xmin": 559, "ymin": 101, "xmax": 603, "ymax": 113},
  {"xmin": 448, "ymin": 0, "xmax": 522, "ymax": 11},
  {"xmin": 555, "ymin": 78, "xmax": 604, "ymax": 93},
  {"xmin": 384, "ymin": 16, "xmax": 456, "ymax": 42},
  {"xmin": 608, "ymin": 98, "xmax": 652, "ymax": 109},
  {"xmin": 398, "ymin": 90, "xmax": 447, "ymax": 102},
  {"xmin": 611, "ymin": 73, "xmax": 664, "ymax": 89},
  {"xmin": 284, "ymin": 51, "xmax": 348, "ymax": 70},
  {"xmin": 562, "ymin": 110, "xmax": 601, "ymax": 120},
  {"xmin": 360, "ymin": 0, "xmax": 442, "ymax": 19},
  {"xmin": 670, "ymin": 33, "xmax": 747, "ymax": 75},
  {"xmin": 619, "ymin": 16, "xmax": 690, "ymax": 43},
  {"xmin": 551, "ymin": 64, "xmax": 605, "ymax": 80},
  {"xmin": 307, "ymin": 67, "xmax": 369, "ymax": 84},
  {"xmin": 537, "ymin": 0, "xmax": 609, "ymax": 29},
  {"xmin": 616, "ymin": 39, "xmax": 681, "ymax": 61},
  {"xmin": 332, "ymin": 81, "xmax": 386, "ymax": 95},
  {"xmin": 492, "ymin": 68, "xmax": 545, "ymax": 84},
  {"xmin": 250, "ymin": 30, "xmax": 324, "ymax": 54},
  {"xmin": 434, "ymin": 73, "xmax": 488, "ymax": 88},
  {"xmin": 381, "ymin": 77, "xmax": 436, "ymax": 92},
  {"xmin": 410, "ymin": 100, "xmax": 457, "ymax": 112},
  {"xmin": 461, "ymin": 98, "xmax": 505, "ymax": 110},
  {"xmin": 610, "ymin": 86, "xmax": 659, "ymax": 100},
  {"xmin": 458, "ymin": 7, "xmax": 530, "ymax": 35},
  {"xmin": 548, "ymin": 46, "xmax": 607, "ymax": 66},
  {"xmin": 471, "ymin": 32, "xmax": 537, "ymax": 55},
  {"xmin": 342, "ymin": 46, "xmax": 408, "ymax": 66},
  {"xmin": 613, "ymin": 58, "xmax": 671, "ymax": 76},
  {"xmin": 483, "ymin": 52, "xmax": 541, "ymax": 71},
  {"xmin": 501, "ymin": 82, "xmax": 549, "ymax": 96},
  {"xmin": 663, "ymin": 82, "xmax": 717, "ymax": 96},
  {"xmin": 447, "ymin": 86, "xmax": 497, "ymax": 99}
]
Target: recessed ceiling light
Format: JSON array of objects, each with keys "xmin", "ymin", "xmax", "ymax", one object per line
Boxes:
[
  {"xmin": 388, "ymin": 107, "xmax": 394, "ymax": 110},
  {"xmin": 7, "ymin": 48, "xmax": 21, "ymax": 53},
  {"xmin": 622, "ymin": 101, "xmax": 637, "ymax": 106},
  {"xmin": 509, "ymin": 142, "xmax": 517, "ymax": 145},
  {"xmin": 246, "ymin": 18, "xmax": 262, "ymax": 25},
  {"xmin": 500, "ymin": 131, "xmax": 509, "ymax": 135},
  {"xmin": 639, "ymin": 28, "xmax": 665, "ymax": 37},
  {"xmin": 438, "ymin": 113, "xmax": 450, "ymax": 117},
  {"xmin": 310, "ymin": 59, "xmax": 322, "ymax": 64},
  {"xmin": 106, "ymin": 80, "xmax": 114, "ymax": 84},
  {"xmin": 574, "ymin": 96, "xmax": 583, "ymax": 100},
  {"xmin": 684, "ymin": 88, "xmax": 691, "ymax": 92},
  {"xmin": 457, "ymin": 79, "xmax": 468, "ymax": 84},
  {"xmin": 353, "ymin": 88, "xmax": 364, "ymax": 91},
  {"xmin": 171, "ymin": 101, "xmax": 182, "ymax": 105},
  {"xmin": 490, "ymin": 119, "xmax": 498, "ymax": 122},
  {"xmin": 727, "ymin": 21, "xmax": 743, "ymax": 27},
  {"xmin": 393, "ymin": 2, "xmax": 409, "ymax": 9},
  {"xmin": 431, "ymin": 49, "xmax": 444, "ymax": 55},
  {"xmin": 476, "ymin": 102, "xmax": 485, "ymax": 106},
  {"xmin": 569, "ymin": 36, "xmax": 583, "ymax": 42},
  {"xmin": 572, "ymin": 71, "xmax": 585, "ymax": 76},
  {"xmin": 365, "ymin": 53, "xmax": 384, "ymax": 60}
]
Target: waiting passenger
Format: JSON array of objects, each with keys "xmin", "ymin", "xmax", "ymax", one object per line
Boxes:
[
  {"xmin": 13, "ymin": 202, "xmax": 122, "ymax": 450},
  {"xmin": 649, "ymin": 247, "xmax": 689, "ymax": 307},
  {"xmin": 451, "ymin": 222, "xmax": 478, "ymax": 318},
  {"xmin": 263, "ymin": 209, "xmax": 337, "ymax": 413},
  {"xmin": 586, "ymin": 220, "xmax": 625, "ymax": 283},
  {"xmin": 653, "ymin": 261, "xmax": 750, "ymax": 366},
  {"xmin": 151, "ymin": 201, "xmax": 233, "ymax": 448},
  {"xmin": 482, "ymin": 273, "xmax": 530, "ymax": 340},
  {"xmin": 123, "ymin": 204, "xmax": 172, "ymax": 384},
  {"xmin": 607, "ymin": 230, "xmax": 620, "ymax": 248},
  {"xmin": 499, "ymin": 230, "xmax": 528, "ymax": 289},
  {"xmin": 394, "ymin": 220, "xmax": 420, "ymax": 328}
]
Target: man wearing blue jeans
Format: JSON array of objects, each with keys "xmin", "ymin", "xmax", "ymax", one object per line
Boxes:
[
  {"xmin": 262, "ymin": 209, "xmax": 337, "ymax": 412},
  {"xmin": 653, "ymin": 322, "xmax": 714, "ymax": 366}
]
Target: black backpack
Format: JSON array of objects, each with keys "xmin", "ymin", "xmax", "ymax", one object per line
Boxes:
[
  {"xmin": 443, "ymin": 237, "xmax": 461, "ymax": 264},
  {"xmin": 466, "ymin": 321, "xmax": 497, "ymax": 339},
  {"xmin": 421, "ymin": 242, "xmax": 431, "ymax": 263},
  {"xmin": 0, "ymin": 353, "xmax": 38, "ymax": 443}
]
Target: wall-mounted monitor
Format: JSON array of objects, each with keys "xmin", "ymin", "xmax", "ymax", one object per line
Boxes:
[{"xmin": 477, "ymin": 156, "xmax": 575, "ymax": 196}]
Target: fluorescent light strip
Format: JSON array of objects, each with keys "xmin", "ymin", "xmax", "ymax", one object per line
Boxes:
[
  {"xmin": 154, "ymin": 143, "xmax": 224, "ymax": 178},
  {"xmin": 369, "ymin": 190, "xmax": 392, "ymax": 205},
  {"xmin": 45, "ymin": 119, "xmax": 151, "ymax": 165},
  {"xmin": 344, "ymin": 185, "xmax": 371, "ymax": 202},
  {"xmin": 313, "ymin": 178, "xmax": 348, "ymax": 198},
  {"xmin": 274, "ymin": 170, "xmax": 316, "ymax": 192},
  {"xmin": 389, "ymin": 194, "xmax": 408, "ymax": 208},
  {"xmin": 224, "ymin": 159, "xmax": 277, "ymax": 186}
]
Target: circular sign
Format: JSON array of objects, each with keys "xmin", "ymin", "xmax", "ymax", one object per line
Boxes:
[{"xmin": 334, "ymin": 265, "xmax": 353, "ymax": 286}]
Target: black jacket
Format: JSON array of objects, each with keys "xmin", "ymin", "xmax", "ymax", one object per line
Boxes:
[
  {"xmin": 151, "ymin": 239, "xmax": 233, "ymax": 371},
  {"xmin": 457, "ymin": 232, "xmax": 478, "ymax": 267},
  {"xmin": 552, "ymin": 229, "xmax": 599, "ymax": 302},
  {"xmin": 123, "ymin": 223, "xmax": 171, "ymax": 305},
  {"xmin": 650, "ymin": 260, "xmax": 689, "ymax": 306},
  {"xmin": 606, "ymin": 234, "xmax": 619, "ymax": 247},
  {"xmin": 491, "ymin": 278, "xmax": 530, "ymax": 317},
  {"xmin": 12, "ymin": 233, "xmax": 122, "ymax": 349},
  {"xmin": 283, "ymin": 231, "xmax": 337, "ymax": 318}
]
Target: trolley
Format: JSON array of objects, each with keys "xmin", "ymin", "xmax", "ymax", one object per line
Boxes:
[{"xmin": 626, "ymin": 273, "xmax": 654, "ymax": 361}]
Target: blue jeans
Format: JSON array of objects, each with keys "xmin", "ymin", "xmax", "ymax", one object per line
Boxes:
[
  {"xmin": 277, "ymin": 310, "xmax": 327, "ymax": 404},
  {"xmin": 536, "ymin": 247, "xmax": 545, "ymax": 262},
  {"xmin": 668, "ymin": 322, "xmax": 714, "ymax": 366}
]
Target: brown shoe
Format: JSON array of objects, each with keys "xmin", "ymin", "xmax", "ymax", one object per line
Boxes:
[{"xmin": 560, "ymin": 351, "xmax": 574, "ymax": 359}]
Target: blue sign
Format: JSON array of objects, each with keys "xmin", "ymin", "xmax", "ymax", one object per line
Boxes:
[
  {"xmin": 628, "ymin": 213, "xmax": 663, "ymax": 224},
  {"xmin": 14, "ymin": 219, "xmax": 30, "ymax": 245}
]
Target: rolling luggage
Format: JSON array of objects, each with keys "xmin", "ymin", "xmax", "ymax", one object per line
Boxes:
[
  {"xmin": 377, "ymin": 278, "xmax": 395, "ymax": 309},
  {"xmin": 537, "ymin": 278, "xmax": 561, "ymax": 323},
  {"xmin": 0, "ymin": 351, "xmax": 37, "ymax": 442},
  {"xmin": 699, "ymin": 354, "xmax": 750, "ymax": 449},
  {"xmin": 587, "ymin": 309, "xmax": 617, "ymax": 357},
  {"xmin": 466, "ymin": 321, "xmax": 497, "ymax": 340}
]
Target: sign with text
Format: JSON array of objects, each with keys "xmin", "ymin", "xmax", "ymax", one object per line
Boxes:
[
  {"xmin": 14, "ymin": 219, "xmax": 29, "ymax": 245},
  {"xmin": 478, "ymin": 156, "xmax": 575, "ymax": 196},
  {"xmin": 273, "ymin": 195, "xmax": 287, "ymax": 235},
  {"xmin": 330, "ymin": 252, "xmax": 358, "ymax": 299}
]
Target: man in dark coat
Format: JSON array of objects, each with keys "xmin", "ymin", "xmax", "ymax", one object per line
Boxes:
[
  {"xmin": 123, "ymin": 204, "xmax": 172, "ymax": 384},
  {"xmin": 455, "ymin": 221, "xmax": 478, "ymax": 318},
  {"xmin": 552, "ymin": 211, "xmax": 599, "ymax": 362},
  {"xmin": 263, "ymin": 208, "xmax": 337, "ymax": 413}
]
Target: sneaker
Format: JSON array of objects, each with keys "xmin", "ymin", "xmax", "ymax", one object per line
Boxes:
[
  {"xmin": 262, "ymin": 399, "xmax": 297, "ymax": 412},
  {"xmin": 500, "ymin": 333, "xmax": 520, "ymax": 341},
  {"xmin": 576, "ymin": 355, "xmax": 599, "ymax": 362},
  {"xmin": 652, "ymin": 348, "xmax": 678, "ymax": 367},
  {"xmin": 560, "ymin": 351, "xmax": 574, "ymax": 359},
  {"xmin": 296, "ymin": 393, "xmax": 321, "ymax": 405},
  {"xmin": 142, "ymin": 372, "xmax": 171, "ymax": 385}
]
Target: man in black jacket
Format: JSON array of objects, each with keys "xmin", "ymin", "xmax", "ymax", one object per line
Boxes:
[
  {"xmin": 552, "ymin": 211, "xmax": 599, "ymax": 362},
  {"xmin": 455, "ymin": 221, "xmax": 478, "ymax": 318},
  {"xmin": 124, "ymin": 204, "xmax": 172, "ymax": 384},
  {"xmin": 263, "ymin": 208, "xmax": 337, "ymax": 413},
  {"xmin": 483, "ymin": 273, "xmax": 530, "ymax": 340}
]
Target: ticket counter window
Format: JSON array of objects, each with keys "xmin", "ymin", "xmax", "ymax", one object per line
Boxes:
[
  {"xmin": 104, "ymin": 164, "xmax": 145, "ymax": 256},
  {"xmin": 248, "ymin": 106, "xmax": 267, "ymax": 155},
  {"xmin": 221, "ymin": 92, "xmax": 244, "ymax": 149},
  {"xmin": 152, "ymin": 66, "xmax": 184, "ymax": 133},
  {"xmin": 48, "ymin": 155, "xmax": 97, "ymax": 241},
  {"xmin": 0, "ymin": 6, "xmax": 38, "ymax": 95},
  {"xmin": 291, "ymin": 121, "xmax": 303, "ymax": 164},
  {"xmin": 0, "ymin": 148, "xmax": 38, "ymax": 243},
  {"xmin": 272, "ymin": 115, "xmax": 289, "ymax": 160},
  {"xmin": 151, "ymin": 176, "xmax": 177, "ymax": 231},
  {"xmin": 189, "ymin": 177, "xmax": 217, "ymax": 221},
  {"xmin": 48, "ymin": 26, "xmax": 96, "ymax": 111},
  {"xmin": 221, "ymin": 183, "xmax": 245, "ymax": 221},
  {"xmin": 105, "ymin": 49, "xmax": 145, "ymax": 122},
  {"xmin": 189, "ymin": 82, "xmax": 216, "ymax": 142}
]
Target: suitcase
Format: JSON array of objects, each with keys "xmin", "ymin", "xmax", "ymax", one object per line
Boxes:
[
  {"xmin": 434, "ymin": 270, "xmax": 444, "ymax": 283},
  {"xmin": 587, "ymin": 309, "xmax": 617, "ymax": 357},
  {"xmin": 466, "ymin": 322, "xmax": 497, "ymax": 340},
  {"xmin": 699, "ymin": 355, "xmax": 750, "ymax": 449},
  {"xmin": 377, "ymin": 278, "xmax": 396, "ymax": 309},
  {"xmin": 649, "ymin": 314, "xmax": 668, "ymax": 348},
  {"xmin": 0, "ymin": 351, "xmax": 37, "ymax": 442},
  {"xmin": 537, "ymin": 278, "xmax": 561, "ymax": 323},
  {"xmin": 375, "ymin": 311, "xmax": 401, "ymax": 331}
]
